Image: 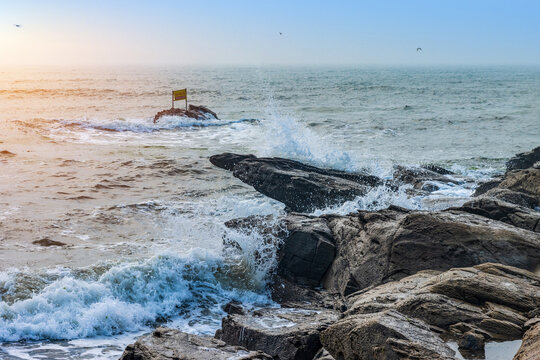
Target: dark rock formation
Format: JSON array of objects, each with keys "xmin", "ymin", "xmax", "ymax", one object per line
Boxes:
[
  {"xmin": 321, "ymin": 310, "xmax": 457, "ymax": 360},
  {"xmin": 153, "ymin": 104, "xmax": 218, "ymax": 123},
  {"xmin": 507, "ymin": 146, "xmax": 540, "ymax": 171},
  {"xmin": 481, "ymin": 188, "xmax": 538, "ymax": 208},
  {"xmin": 120, "ymin": 327, "xmax": 272, "ymax": 360},
  {"xmin": 321, "ymin": 207, "xmax": 540, "ymax": 295},
  {"xmin": 457, "ymin": 197, "xmax": 540, "ymax": 232},
  {"xmin": 498, "ymin": 167, "xmax": 540, "ymax": 205},
  {"xmin": 210, "ymin": 153, "xmax": 381, "ymax": 212},
  {"xmin": 32, "ymin": 238, "xmax": 67, "ymax": 247},
  {"xmin": 393, "ymin": 165, "xmax": 461, "ymax": 191},
  {"xmin": 215, "ymin": 307, "xmax": 338, "ymax": 360},
  {"xmin": 514, "ymin": 318, "xmax": 540, "ymax": 360}
]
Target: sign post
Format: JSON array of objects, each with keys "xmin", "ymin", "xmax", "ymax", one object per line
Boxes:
[{"xmin": 172, "ymin": 88, "xmax": 188, "ymax": 110}]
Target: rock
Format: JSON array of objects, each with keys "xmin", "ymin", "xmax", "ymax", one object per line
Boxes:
[
  {"xmin": 514, "ymin": 318, "xmax": 540, "ymax": 360},
  {"xmin": 0, "ymin": 150, "xmax": 16, "ymax": 156},
  {"xmin": 421, "ymin": 164, "xmax": 455, "ymax": 175},
  {"xmin": 393, "ymin": 165, "xmax": 461, "ymax": 190},
  {"xmin": 278, "ymin": 214, "xmax": 335, "ymax": 286},
  {"xmin": 32, "ymin": 238, "xmax": 67, "ymax": 247},
  {"xmin": 457, "ymin": 197, "xmax": 540, "ymax": 232},
  {"xmin": 344, "ymin": 264, "xmax": 540, "ymax": 358},
  {"xmin": 320, "ymin": 310, "xmax": 457, "ymax": 360},
  {"xmin": 482, "ymin": 188, "xmax": 538, "ymax": 208},
  {"xmin": 507, "ymin": 146, "xmax": 540, "ymax": 171},
  {"xmin": 215, "ymin": 307, "xmax": 339, "ymax": 360},
  {"xmin": 321, "ymin": 207, "xmax": 540, "ymax": 295},
  {"xmin": 119, "ymin": 327, "xmax": 272, "ymax": 360},
  {"xmin": 153, "ymin": 104, "xmax": 218, "ymax": 123},
  {"xmin": 498, "ymin": 167, "xmax": 540, "ymax": 205},
  {"xmin": 473, "ymin": 178, "xmax": 503, "ymax": 196},
  {"xmin": 269, "ymin": 277, "xmax": 345, "ymax": 311},
  {"xmin": 224, "ymin": 300, "xmax": 246, "ymax": 315},
  {"xmin": 210, "ymin": 153, "xmax": 381, "ymax": 212},
  {"xmin": 312, "ymin": 348, "xmax": 335, "ymax": 360}
]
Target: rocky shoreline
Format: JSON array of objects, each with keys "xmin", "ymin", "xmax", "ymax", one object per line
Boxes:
[{"xmin": 120, "ymin": 146, "xmax": 540, "ymax": 360}]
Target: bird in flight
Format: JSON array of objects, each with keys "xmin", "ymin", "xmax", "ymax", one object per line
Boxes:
[
  {"xmin": 279, "ymin": 32, "xmax": 283, "ymax": 35},
  {"xmin": 417, "ymin": 47, "xmax": 422, "ymax": 52},
  {"xmin": 14, "ymin": 24, "xmax": 22, "ymax": 28}
]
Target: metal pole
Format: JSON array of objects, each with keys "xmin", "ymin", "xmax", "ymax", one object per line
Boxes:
[{"xmin": 172, "ymin": 91, "xmax": 174, "ymax": 109}]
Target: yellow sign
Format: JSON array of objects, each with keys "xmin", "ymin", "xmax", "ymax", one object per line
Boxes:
[{"xmin": 173, "ymin": 89, "xmax": 187, "ymax": 101}]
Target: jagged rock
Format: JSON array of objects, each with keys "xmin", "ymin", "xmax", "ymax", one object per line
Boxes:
[
  {"xmin": 312, "ymin": 348, "xmax": 335, "ymax": 360},
  {"xmin": 153, "ymin": 104, "xmax": 218, "ymax": 123},
  {"xmin": 507, "ymin": 146, "xmax": 540, "ymax": 171},
  {"xmin": 278, "ymin": 215, "xmax": 335, "ymax": 286},
  {"xmin": 119, "ymin": 327, "xmax": 272, "ymax": 360},
  {"xmin": 482, "ymin": 188, "xmax": 538, "ymax": 208},
  {"xmin": 224, "ymin": 300, "xmax": 246, "ymax": 315},
  {"xmin": 344, "ymin": 264, "xmax": 540, "ymax": 358},
  {"xmin": 514, "ymin": 318, "xmax": 540, "ymax": 360},
  {"xmin": 393, "ymin": 165, "xmax": 461, "ymax": 191},
  {"xmin": 32, "ymin": 238, "xmax": 67, "ymax": 247},
  {"xmin": 320, "ymin": 207, "xmax": 540, "ymax": 295},
  {"xmin": 421, "ymin": 164, "xmax": 455, "ymax": 175},
  {"xmin": 215, "ymin": 307, "xmax": 339, "ymax": 360},
  {"xmin": 473, "ymin": 178, "xmax": 503, "ymax": 196},
  {"xmin": 320, "ymin": 310, "xmax": 457, "ymax": 360},
  {"xmin": 210, "ymin": 153, "xmax": 381, "ymax": 212},
  {"xmin": 457, "ymin": 197, "xmax": 540, "ymax": 232},
  {"xmin": 498, "ymin": 167, "xmax": 540, "ymax": 205}
]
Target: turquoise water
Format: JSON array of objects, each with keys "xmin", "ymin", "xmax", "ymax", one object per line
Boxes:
[{"xmin": 0, "ymin": 66, "xmax": 539, "ymax": 359}]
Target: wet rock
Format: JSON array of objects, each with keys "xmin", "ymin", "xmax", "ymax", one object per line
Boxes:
[
  {"xmin": 421, "ymin": 164, "xmax": 455, "ymax": 175},
  {"xmin": 457, "ymin": 197, "xmax": 540, "ymax": 232},
  {"xmin": 321, "ymin": 207, "xmax": 540, "ymax": 295},
  {"xmin": 32, "ymin": 238, "xmax": 66, "ymax": 247},
  {"xmin": 507, "ymin": 146, "xmax": 540, "ymax": 171},
  {"xmin": 482, "ymin": 188, "xmax": 538, "ymax": 208},
  {"xmin": 393, "ymin": 165, "xmax": 460, "ymax": 190},
  {"xmin": 224, "ymin": 300, "xmax": 246, "ymax": 315},
  {"xmin": 153, "ymin": 104, "xmax": 218, "ymax": 123},
  {"xmin": 215, "ymin": 307, "xmax": 339, "ymax": 360},
  {"xmin": 457, "ymin": 331, "xmax": 485, "ymax": 358},
  {"xmin": 210, "ymin": 153, "xmax": 381, "ymax": 212},
  {"xmin": 120, "ymin": 327, "xmax": 272, "ymax": 360},
  {"xmin": 514, "ymin": 318, "xmax": 540, "ymax": 360},
  {"xmin": 278, "ymin": 214, "xmax": 335, "ymax": 286},
  {"xmin": 498, "ymin": 167, "xmax": 540, "ymax": 205},
  {"xmin": 320, "ymin": 310, "xmax": 457, "ymax": 360},
  {"xmin": 473, "ymin": 178, "xmax": 503, "ymax": 196},
  {"xmin": 312, "ymin": 348, "xmax": 335, "ymax": 360}
]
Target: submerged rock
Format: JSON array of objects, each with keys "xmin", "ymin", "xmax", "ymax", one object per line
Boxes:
[
  {"xmin": 120, "ymin": 327, "xmax": 272, "ymax": 360},
  {"xmin": 215, "ymin": 307, "xmax": 339, "ymax": 360},
  {"xmin": 153, "ymin": 104, "xmax": 218, "ymax": 123},
  {"xmin": 210, "ymin": 153, "xmax": 381, "ymax": 212}
]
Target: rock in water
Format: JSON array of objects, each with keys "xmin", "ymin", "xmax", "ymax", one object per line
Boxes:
[
  {"xmin": 210, "ymin": 153, "xmax": 382, "ymax": 212},
  {"xmin": 119, "ymin": 327, "xmax": 272, "ymax": 360},
  {"xmin": 153, "ymin": 104, "xmax": 219, "ymax": 123},
  {"xmin": 215, "ymin": 307, "xmax": 339, "ymax": 360},
  {"xmin": 507, "ymin": 146, "xmax": 540, "ymax": 171}
]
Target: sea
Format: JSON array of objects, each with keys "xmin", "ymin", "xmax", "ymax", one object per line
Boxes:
[{"xmin": 0, "ymin": 66, "xmax": 539, "ymax": 359}]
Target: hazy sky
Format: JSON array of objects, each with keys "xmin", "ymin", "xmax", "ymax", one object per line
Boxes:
[{"xmin": 1, "ymin": 0, "xmax": 540, "ymax": 66}]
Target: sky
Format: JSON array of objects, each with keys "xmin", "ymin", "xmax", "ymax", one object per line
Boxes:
[{"xmin": 1, "ymin": 0, "xmax": 540, "ymax": 66}]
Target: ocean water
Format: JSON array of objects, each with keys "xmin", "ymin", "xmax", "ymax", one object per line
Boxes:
[{"xmin": 0, "ymin": 66, "xmax": 539, "ymax": 359}]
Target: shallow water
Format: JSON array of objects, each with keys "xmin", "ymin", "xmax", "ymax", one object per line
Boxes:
[{"xmin": 0, "ymin": 66, "xmax": 539, "ymax": 359}]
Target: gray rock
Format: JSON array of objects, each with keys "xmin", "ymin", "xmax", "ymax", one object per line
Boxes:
[
  {"xmin": 210, "ymin": 153, "xmax": 381, "ymax": 212},
  {"xmin": 457, "ymin": 197, "xmax": 540, "ymax": 232},
  {"xmin": 119, "ymin": 327, "xmax": 272, "ymax": 360},
  {"xmin": 393, "ymin": 165, "xmax": 461, "ymax": 190},
  {"xmin": 215, "ymin": 307, "xmax": 339, "ymax": 360},
  {"xmin": 498, "ymin": 167, "xmax": 540, "ymax": 205},
  {"xmin": 514, "ymin": 318, "xmax": 540, "ymax": 360},
  {"xmin": 473, "ymin": 178, "xmax": 503, "ymax": 196},
  {"xmin": 482, "ymin": 188, "xmax": 538, "ymax": 208},
  {"xmin": 320, "ymin": 310, "xmax": 457, "ymax": 360},
  {"xmin": 507, "ymin": 146, "xmax": 540, "ymax": 171},
  {"xmin": 321, "ymin": 208, "xmax": 540, "ymax": 296}
]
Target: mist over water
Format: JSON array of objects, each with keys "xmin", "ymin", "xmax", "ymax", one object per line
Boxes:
[{"xmin": 1, "ymin": 66, "xmax": 539, "ymax": 359}]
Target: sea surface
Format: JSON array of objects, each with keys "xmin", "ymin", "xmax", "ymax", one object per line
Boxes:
[{"xmin": 0, "ymin": 66, "xmax": 539, "ymax": 359}]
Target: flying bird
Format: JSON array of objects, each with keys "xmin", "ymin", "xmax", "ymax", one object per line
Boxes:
[
  {"xmin": 14, "ymin": 24, "xmax": 22, "ymax": 28},
  {"xmin": 417, "ymin": 47, "xmax": 422, "ymax": 52},
  {"xmin": 279, "ymin": 32, "xmax": 283, "ymax": 35}
]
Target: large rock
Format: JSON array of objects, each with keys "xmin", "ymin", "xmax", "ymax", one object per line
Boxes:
[
  {"xmin": 393, "ymin": 165, "xmax": 461, "ymax": 192},
  {"xmin": 507, "ymin": 146, "xmax": 540, "ymax": 171},
  {"xmin": 153, "ymin": 104, "xmax": 218, "ymax": 123},
  {"xmin": 215, "ymin": 307, "xmax": 339, "ymax": 360},
  {"xmin": 514, "ymin": 318, "xmax": 540, "ymax": 360},
  {"xmin": 457, "ymin": 197, "xmax": 540, "ymax": 232},
  {"xmin": 344, "ymin": 263, "xmax": 540, "ymax": 358},
  {"xmin": 320, "ymin": 207, "xmax": 540, "ymax": 295},
  {"xmin": 481, "ymin": 187, "xmax": 538, "ymax": 208},
  {"xmin": 210, "ymin": 153, "xmax": 381, "ymax": 212},
  {"xmin": 120, "ymin": 327, "xmax": 272, "ymax": 360},
  {"xmin": 498, "ymin": 167, "xmax": 540, "ymax": 205},
  {"xmin": 320, "ymin": 310, "xmax": 457, "ymax": 360}
]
